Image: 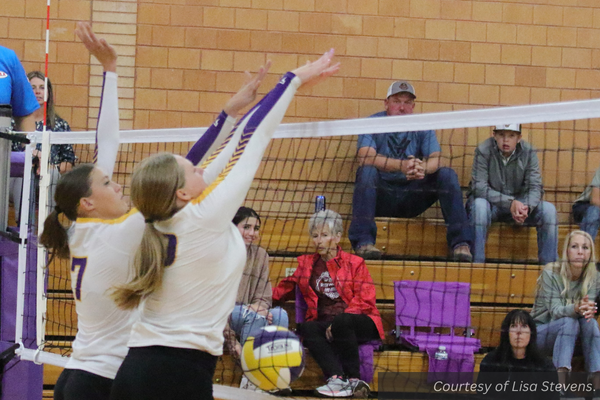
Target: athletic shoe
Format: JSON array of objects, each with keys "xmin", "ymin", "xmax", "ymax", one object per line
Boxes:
[
  {"xmin": 348, "ymin": 379, "xmax": 370, "ymax": 398},
  {"xmin": 240, "ymin": 376, "xmax": 263, "ymax": 392},
  {"xmin": 315, "ymin": 375, "xmax": 353, "ymax": 397}
]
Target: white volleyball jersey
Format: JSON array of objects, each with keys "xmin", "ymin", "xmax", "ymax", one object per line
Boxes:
[
  {"xmin": 66, "ymin": 210, "xmax": 144, "ymax": 378},
  {"xmin": 64, "ymin": 71, "xmax": 142, "ymax": 379},
  {"xmin": 128, "ymin": 73, "xmax": 301, "ymax": 355}
]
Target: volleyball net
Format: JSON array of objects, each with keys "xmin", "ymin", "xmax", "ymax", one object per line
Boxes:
[{"xmin": 12, "ymin": 97, "xmax": 600, "ymax": 395}]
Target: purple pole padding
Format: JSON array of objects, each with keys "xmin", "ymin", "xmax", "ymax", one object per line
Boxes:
[
  {"xmin": 10, "ymin": 152, "xmax": 25, "ymax": 178},
  {"xmin": 0, "ymin": 234, "xmax": 43, "ymax": 400}
]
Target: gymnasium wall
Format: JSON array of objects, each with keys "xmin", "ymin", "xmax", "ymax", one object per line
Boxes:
[{"xmin": 2, "ymin": 0, "xmax": 600, "ymax": 133}]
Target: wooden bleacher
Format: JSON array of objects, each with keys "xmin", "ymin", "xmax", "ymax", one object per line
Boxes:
[{"xmin": 42, "ymin": 258, "xmax": 537, "ymax": 394}]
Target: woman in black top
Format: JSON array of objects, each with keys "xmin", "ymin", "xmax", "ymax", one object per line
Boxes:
[{"xmin": 477, "ymin": 309, "xmax": 559, "ymax": 400}]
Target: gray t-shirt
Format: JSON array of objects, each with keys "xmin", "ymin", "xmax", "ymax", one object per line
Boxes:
[{"xmin": 575, "ymin": 167, "xmax": 600, "ymax": 203}]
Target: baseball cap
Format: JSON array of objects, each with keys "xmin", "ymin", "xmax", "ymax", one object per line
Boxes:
[
  {"xmin": 493, "ymin": 124, "xmax": 521, "ymax": 133},
  {"xmin": 387, "ymin": 81, "xmax": 416, "ymax": 99}
]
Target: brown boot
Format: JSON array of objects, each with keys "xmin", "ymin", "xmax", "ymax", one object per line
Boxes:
[
  {"xmin": 453, "ymin": 245, "xmax": 473, "ymax": 262},
  {"xmin": 355, "ymin": 244, "xmax": 382, "ymax": 259}
]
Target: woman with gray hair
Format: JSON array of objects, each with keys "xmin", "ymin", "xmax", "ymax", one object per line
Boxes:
[{"xmin": 273, "ymin": 209, "xmax": 384, "ymax": 398}]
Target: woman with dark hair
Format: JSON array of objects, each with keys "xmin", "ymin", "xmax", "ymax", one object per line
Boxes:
[
  {"xmin": 477, "ymin": 309, "xmax": 559, "ymax": 399},
  {"xmin": 226, "ymin": 206, "xmax": 289, "ymax": 391},
  {"xmin": 40, "ymin": 23, "xmax": 126, "ymax": 400},
  {"xmin": 40, "ymin": 22, "xmax": 273, "ymax": 400}
]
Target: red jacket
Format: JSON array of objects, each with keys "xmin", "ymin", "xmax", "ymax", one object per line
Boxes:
[{"xmin": 272, "ymin": 247, "xmax": 384, "ymax": 340}]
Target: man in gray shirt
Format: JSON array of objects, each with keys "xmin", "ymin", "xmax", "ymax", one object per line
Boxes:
[
  {"xmin": 573, "ymin": 167, "xmax": 600, "ymax": 240},
  {"xmin": 466, "ymin": 124, "xmax": 558, "ymax": 264}
]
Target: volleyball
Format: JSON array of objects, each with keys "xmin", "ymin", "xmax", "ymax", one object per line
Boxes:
[{"xmin": 240, "ymin": 326, "xmax": 305, "ymax": 391}]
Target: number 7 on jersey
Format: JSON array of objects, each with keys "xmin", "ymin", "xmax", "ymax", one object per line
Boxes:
[{"xmin": 71, "ymin": 257, "xmax": 88, "ymax": 301}]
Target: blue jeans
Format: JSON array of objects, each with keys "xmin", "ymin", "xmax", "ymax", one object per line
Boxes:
[
  {"xmin": 229, "ymin": 305, "xmax": 289, "ymax": 345},
  {"xmin": 467, "ymin": 197, "xmax": 558, "ymax": 264},
  {"xmin": 573, "ymin": 202, "xmax": 600, "ymax": 241},
  {"xmin": 537, "ymin": 317, "xmax": 600, "ymax": 373},
  {"xmin": 348, "ymin": 166, "xmax": 473, "ymax": 250}
]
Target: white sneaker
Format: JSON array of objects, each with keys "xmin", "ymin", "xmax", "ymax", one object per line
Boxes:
[
  {"xmin": 240, "ymin": 376, "xmax": 263, "ymax": 392},
  {"xmin": 315, "ymin": 375, "xmax": 353, "ymax": 397},
  {"xmin": 348, "ymin": 379, "xmax": 370, "ymax": 398}
]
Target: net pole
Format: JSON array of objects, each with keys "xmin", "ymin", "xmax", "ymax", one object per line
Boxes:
[
  {"xmin": 14, "ymin": 143, "xmax": 34, "ymax": 345},
  {"xmin": 0, "ymin": 107, "xmax": 12, "ymax": 232},
  {"xmin": 35, "ymin": 0, "xmax": 52, "ymax": 348}
]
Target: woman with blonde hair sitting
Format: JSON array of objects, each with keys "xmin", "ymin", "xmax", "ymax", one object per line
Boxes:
[{"xmin": 531, "ymin": 230, "xmax": 600, "ymax": 397}]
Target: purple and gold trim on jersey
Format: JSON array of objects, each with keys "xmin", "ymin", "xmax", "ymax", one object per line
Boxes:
[
  {"xmin": 192, "ymin": 72, "xmax": 296, "ymax": 206},
  {"xmin": 187, "ymin": 111, "xmax": 229, "ymax": 166},
  {"xmin": 76, "ymin": 207, "xmax": 139, "ymax": 225},
  {"xmin": 199, "ymin": 130, "xmax": 236, "ymax": 170},
  {"xmin": 192, "ymin": 110, "xmax": 256, "ymax": 205}
]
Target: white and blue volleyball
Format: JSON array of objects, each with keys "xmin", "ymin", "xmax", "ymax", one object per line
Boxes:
[{"xmin": 240, "ymin": 326, "xmax": 305, "ymax": 391}]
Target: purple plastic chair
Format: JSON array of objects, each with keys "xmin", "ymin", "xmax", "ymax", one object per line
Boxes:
[
  {"xmin": 295, "ymin": 287, "xmax": 380, "ymax": 383},
  {"xmin": 394, "ymin": 281, "xmax": 481, "ymax": 384}
]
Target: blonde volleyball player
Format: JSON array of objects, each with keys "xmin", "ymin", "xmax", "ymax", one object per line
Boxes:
[
  {"xmin": 108, "ymin": 51, "xmax": 339, "ymax": 400},
  {"xmin": 40, "ymin": 22, "xmax": 271, "ymax": 400}
]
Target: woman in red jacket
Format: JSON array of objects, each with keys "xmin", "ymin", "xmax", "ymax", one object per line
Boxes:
[{"xmin": 272, "ymin": 209, "xmax": 384, "ymax": 398}]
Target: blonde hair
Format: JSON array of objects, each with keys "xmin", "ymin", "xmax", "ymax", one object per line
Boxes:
[
  {"xmin": 538, "ymin": 230, "xmax": 597, "ymax": 304},
  {"xmin": 111, "ymin": 153, "xmax": 185, "ymax": 310}
]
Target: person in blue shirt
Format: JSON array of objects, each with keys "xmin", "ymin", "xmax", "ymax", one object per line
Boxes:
[
  {"xmin": 0, "ymin": 45, "xmax": 39, "ymax": 132},
  {"xmin": 348, "ymin": 81, "xmax": 473, "ymax": 260}
]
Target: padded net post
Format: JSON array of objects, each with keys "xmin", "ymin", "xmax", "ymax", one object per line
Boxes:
[{"xmin": 0, "ymin": 105, "xmax": 12, "ymax": 232}]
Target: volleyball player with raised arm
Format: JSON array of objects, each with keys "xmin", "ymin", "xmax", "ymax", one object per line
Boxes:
[
  {"xmin": 108, "ymin": 51, "xmax": 339, "ymax": 400},
  {"xmin": 39, "ymin": 22, "xmax": 126, "ymax": 400},
  {"xmin": 39, "ymin": 22, "xmax": 271, "ymax": 400}
]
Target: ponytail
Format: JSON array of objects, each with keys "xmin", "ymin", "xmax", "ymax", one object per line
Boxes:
[
  {"xmin": 111, "ymin": 223, "xmax": 167, "ymax": 309},
  {"xmin": 39, "ymin": 164, "xmax": 94, "ymax": 262},
  {"xmin": 40, "ymin": 208, "xmax": 70, "ymax": 262},
  {"xmin": 110, "ymin": 153, "xmax": 184, "ymax": 310}
]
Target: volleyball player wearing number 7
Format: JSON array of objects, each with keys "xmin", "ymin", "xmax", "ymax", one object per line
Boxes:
[
  {"xmin": 108, "ymin": 51, "xmax": 339, "ymax": 400},
  {"xmin": 39, "ymin": 22, "xmax": 271, "ymax": 400}
]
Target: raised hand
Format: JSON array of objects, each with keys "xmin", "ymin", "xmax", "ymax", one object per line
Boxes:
[
  {"xmin": 75, "ymin": 21, "xmax": 117, "ymax": 73},
  {"xmin": 223, "ymin": 61, "xmax": 272, "ymax": 118},
  {"xmin": 292, "ymin": 49, "xmax": 340, "ymax": 89}
]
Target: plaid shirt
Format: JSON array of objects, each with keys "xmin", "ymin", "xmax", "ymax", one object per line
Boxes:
[{"xmin": 11, "ymin": 117, "xmax": 76, "ymax": 165}]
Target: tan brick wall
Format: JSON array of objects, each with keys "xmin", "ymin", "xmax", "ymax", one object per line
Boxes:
[{"xmin": 2, "ymin": 0, "xmax": 600, "ymax": 128}]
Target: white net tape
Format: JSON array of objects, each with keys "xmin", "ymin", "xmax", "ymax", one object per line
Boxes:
[{"xmin": 28, "ymin": 98, "xmax": 600, "ymax": 145}]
